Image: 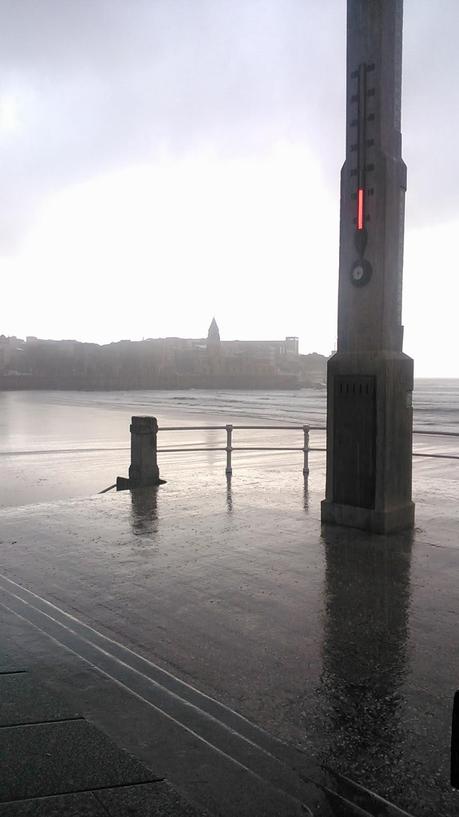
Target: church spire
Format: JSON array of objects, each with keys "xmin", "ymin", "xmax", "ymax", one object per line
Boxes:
[{"xmin": 207, "ymin": 317, "xmax": 220, "ymax": 343}]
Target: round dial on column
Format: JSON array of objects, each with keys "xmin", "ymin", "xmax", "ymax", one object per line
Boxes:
[{"xmin": 350, "ymin": 259, "xmax": 372, "ymax": 287}]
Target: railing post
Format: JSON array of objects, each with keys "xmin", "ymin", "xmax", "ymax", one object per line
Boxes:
[
  {"xmin": 226, "ymin": 424, "xmax": 233, "ymax": 476},
  {"xmin": 303, "ymin": 425, "xmax": 310, "ymax": 476}
]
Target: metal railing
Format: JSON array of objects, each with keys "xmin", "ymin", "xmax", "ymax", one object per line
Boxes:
[
  {"xmin": 158, "ymin": 424, "xmax": 313, "ymax": 475},
  {"xmin": 411, "ymin": 429, "xmax": 459, "ymax": 460},
  {"xmin": 155, "ymin": 424, "xmax": 459, "ymax": 475}
]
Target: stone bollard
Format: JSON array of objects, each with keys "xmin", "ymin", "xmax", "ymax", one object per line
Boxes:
[{"xmin": 117, "ymin": 416, "xmax": 164, "ymax": 490}]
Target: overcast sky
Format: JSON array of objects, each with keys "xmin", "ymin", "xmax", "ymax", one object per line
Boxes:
[{"xmin": 1, "ymin": 0, "xmax": 458, "ymax": 377}]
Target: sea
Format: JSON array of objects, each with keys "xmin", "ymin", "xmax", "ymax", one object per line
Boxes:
[{"xmin": 0, "ymin": 379, "xmax": 457, "ymax": 509}]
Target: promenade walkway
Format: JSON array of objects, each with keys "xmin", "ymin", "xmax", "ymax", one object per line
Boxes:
[
  {"xmin": 0, "ymin": 641, "xmax": 206, "ymax": 815},
  {"xmin": 0, "ymin": 450, "xmax": 456, "ymax": 815}
]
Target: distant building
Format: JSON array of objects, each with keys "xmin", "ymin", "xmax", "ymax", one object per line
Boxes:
[
  {"xmin": 204, "ymin": 318, "xmax": 298, "ymax": 359},
  {"xmin": 0, "ymin": 321, "xmax": 325, "ymax": 390}
]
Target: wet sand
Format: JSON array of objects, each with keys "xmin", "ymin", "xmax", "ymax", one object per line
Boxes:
[{"xmin": 0, "ymin": 386, "xmax": 458, "ymax": 509}]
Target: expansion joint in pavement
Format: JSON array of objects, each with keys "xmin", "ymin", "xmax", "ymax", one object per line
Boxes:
[{"xmin": 0, "ymin": 572, "xmax": 416, "ymax": 817}]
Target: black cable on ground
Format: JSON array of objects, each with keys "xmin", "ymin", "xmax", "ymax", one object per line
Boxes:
[{"xmin": 99, "ymin": 483, "xmax": 117, "ymax": 494}]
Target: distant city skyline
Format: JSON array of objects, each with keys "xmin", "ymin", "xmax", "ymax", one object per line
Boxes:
[
  {"xmin": 1, "ymin": 1, "xmax": 458, "ymax": 377},
  {"xmin": 1, "ymin": 319, "xmax": 324, "ymax": 391},
  {"xmin": 3, "ymin": 316, "xmax": 303, "ymax": 349}
]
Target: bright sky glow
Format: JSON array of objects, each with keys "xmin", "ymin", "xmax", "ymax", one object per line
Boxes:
[
  {"xmin": 2, "ymin": 142, "xmax": 458, "ymax": 377},
  {"xmin": 3, "ymin": 144, "xmax": 339, "ymax": 355},
  {"xmin": 1, "ymin": 0, "xmax": 459, "ymax": 378},
  {"xmin": 0, "ymin": 96, "xmax": 18, "ymax": 132},
  {"xmin": 403, "ymin": 221, "xmax": 459, "ymax": 377}
]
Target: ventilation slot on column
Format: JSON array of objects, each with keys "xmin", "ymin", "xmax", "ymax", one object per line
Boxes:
[{"xmin": 333, "ymin": 375, "xmax": 376, "ymax": 508}]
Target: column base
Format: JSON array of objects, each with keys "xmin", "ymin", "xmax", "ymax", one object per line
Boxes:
[
  {"xmin": 321, "ymin": 499, "xmax": 415, "ymax": 535},
  {"xmin": 116, "ymin": 476, "xmax": 166, "ymax": 491}
]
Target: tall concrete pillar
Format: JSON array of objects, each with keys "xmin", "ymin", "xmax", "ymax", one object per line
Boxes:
[
  {"xmin": 128, "ymin": 416, "xmax": 160, "ymax": 487},
  {"xmin": 321, "ymin": 0, "xmax": 414, "ymax": 534}
]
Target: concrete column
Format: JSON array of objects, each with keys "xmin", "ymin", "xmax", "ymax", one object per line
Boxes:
[
  {"xmin": 128, "ymin": 416, "xmax": 160, "ymax": 487},
  {"xmin": 321, "ymin": 0, "xmax": 414, "ymax": 534}
]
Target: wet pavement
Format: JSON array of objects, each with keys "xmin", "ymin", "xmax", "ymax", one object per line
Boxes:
[
  {"xmin": 0, "ymin": 643, "xmax": 208, "ymax": 815},
  {"xmin": 0, "ymin": 451, "xmax": 457, "ymax": 816}
]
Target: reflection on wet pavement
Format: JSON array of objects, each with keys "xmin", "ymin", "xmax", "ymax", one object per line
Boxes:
[
  {"xmin": 130, "ymin": 487, "xmax": 159, "ymax": 537},
  {"xmin": 226, "ymin": 476, "xmax": 233, "ymax": 514},
  {"xmin": 0, "ymin": 455, "xmax": 457, "ymax": 816},
  {"xmin": 315, "ymin": 528, "xmax": 414, "ymax": 799}
]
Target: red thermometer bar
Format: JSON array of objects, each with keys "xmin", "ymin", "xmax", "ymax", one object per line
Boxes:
[{"xmin": 357, "ymin": 187, "xmax": 365, "ymax": 230}]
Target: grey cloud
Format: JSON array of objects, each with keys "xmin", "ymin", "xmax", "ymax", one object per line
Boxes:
[{"xmin": 0, "ymin": 0, "xmax": 458, "ymax": 251}]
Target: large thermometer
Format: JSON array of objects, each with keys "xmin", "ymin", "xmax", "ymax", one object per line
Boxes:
[{"xmin": 350, "ymin": 62, "xmax": 374, "ymax": 286}]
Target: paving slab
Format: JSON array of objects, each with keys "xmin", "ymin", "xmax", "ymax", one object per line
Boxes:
[
  {"xmin": 0, "ymin": 783, "xmax": 209, "ymax": 817},
  {"xmin": 0, "ymin": 647, "xmax": 25, "ymax": 675},
  {"xmin": 96, "ymin": 781, "xmax": 208, "ymax": 816},
  {"xmin": 0, "ymin": 719, "xmax": 158, "ymax": 803},
  {"xmin": 0, "ymin": 792, "xmax": 105, "ymax": 817},
  {"xmin": 0, "ymin": 672, "xmax": 80, "ymax": 726}
]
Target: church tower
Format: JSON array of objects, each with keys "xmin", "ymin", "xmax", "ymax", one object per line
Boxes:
[{"xmin": 207, "ymin": 318, "xmax": 221, "ymax": 347}]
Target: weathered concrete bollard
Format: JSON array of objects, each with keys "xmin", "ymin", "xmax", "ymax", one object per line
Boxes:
[
  {"xmin": 129, "ymin": 416, "xmax": 160, "ymax": 486},
  {"xmin": 117, "ymin": 416, "xmax": 164, "ymax": 490}
]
